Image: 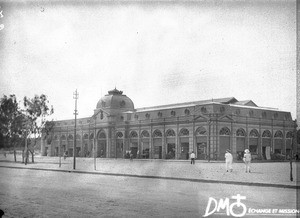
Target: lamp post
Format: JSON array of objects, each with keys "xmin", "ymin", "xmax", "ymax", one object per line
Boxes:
[{"xmin": 73, "ymin": 89, "xmax": 79, "ymax": 170}]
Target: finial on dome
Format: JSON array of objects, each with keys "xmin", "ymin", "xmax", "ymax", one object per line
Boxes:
[{"xmin": 108, "ymin": 87, "xmax": 123, "ymax": 95}]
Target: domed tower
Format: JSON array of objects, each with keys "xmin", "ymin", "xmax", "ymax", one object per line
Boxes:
[{"xmin": 95, "ymin": 88, "xmax": 135, "ymax": 116}]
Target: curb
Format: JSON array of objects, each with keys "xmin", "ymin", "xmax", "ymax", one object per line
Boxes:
[{"xmin": 0, "ymin": 165, "xmax": 299, "ymax": 190}]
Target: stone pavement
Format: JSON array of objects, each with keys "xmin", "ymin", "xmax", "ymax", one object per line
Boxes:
[{"xmin": 0, "ymin": 154, "xmax": 299, "ymax": 189}]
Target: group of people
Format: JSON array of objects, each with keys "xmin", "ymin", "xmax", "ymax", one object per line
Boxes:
[
  {"xmin": 225, "ymin": 149, "xmax": 251, "ymax": 173},
  {"xmin": 189, "ymin": 149, "xmax": 252, "ymax": 173}
]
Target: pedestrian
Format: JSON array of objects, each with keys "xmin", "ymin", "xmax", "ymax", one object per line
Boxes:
[
  {"xmin": 243, "ymin": 149, "xmax": 251, "ymax": 173},
  {"xmin": 225, "ymin": 149, "xmax": 233, "ymax": 172},
  {"xmin": 190, "ymin": 151, "xmax": 196, "ymax": 164},
  {"xmin": 63, "ymin": 151, "xmax": 67, "ymax": 160},
  {"xmin": 130, "ymin": 151, "xmax": 133, "ymax": 161},
  {"xmin": 3, "ymin": 151, "xmax": 6, "ymax": 158}
]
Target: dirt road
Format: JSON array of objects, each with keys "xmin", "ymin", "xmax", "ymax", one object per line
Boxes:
[{"xmin": 0, "ymin": 167, "xmax": 298, "ymax": 218}]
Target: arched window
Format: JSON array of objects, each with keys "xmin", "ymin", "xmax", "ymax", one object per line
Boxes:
[
  {"xmin": 249, "ymin": 129, "xmax": 259, "ymax": 137},
  {"xmin": 274, "ymin": 130, "xmax": 283, "ymax": 138},
  {"xmin": 83, "ymin": 134, "xmax": 89, "ymax": 140},
  {"xmin": 171, "ymin": 111, "xmax": 176, "ymax": 116},
  {"xmin": 262, "ymin": 130, "xmax": 271, "ymax": 138},
  {"xmin": 236, "ymin": 128, "xmax": 246, "ymax": 137},
  {"xmin": 145, "ymin": 113, "xmax": 150, "ymax": 119},
  {"xmin": 201, "ymin": 107, "xmax": 207, "ymax": 113},
  {"xmin": 179, "ymin": 128, "xmax": 189, "ymax": 136},
  {"xmin": 129, "ymin": 131, "xmax": 138, "ymax": 138},
  {"xmin": 116, "ymin": 132, "xmax": 123, "ymax": 138},
  {"xmin": 184, "ymin": 109, "xmax": 190, "ymax": 116},
  {"xmin": 219, "ymin": 127, "xmax": 230, "ymax": 136},
  {"xmin": 68, "ymin": 134, "xmax": 73, "ymax": 140},
  {"xmin": 98, "ymin": 131, "xmax": 106, "ymax": 139},
  {"xmin": 76, "ymin": 134, "xmax": 81, "ymax": 140},
  {"xmin": 141, "ymin": 130, "xmax": 150, "ymax": 138},
  {"xmin": 196, "ymin": 127, "xmax": 206, "ymax": 135},
  {"xmin": 157, "ymin": 112, "xmax": 162, "ymax": 118},
  {"xmin": 153, "ymin": 129, "xmax": 162, "ymax": 138},
  {"xmin": 166, "ymin": 129, "xmax": 175, "ymax": 137},
  {"xmin": 286, "ymin": 131, "xmax": 293, "ymax": 138},
  {"xmin": 61, "ymin": 135, "xmax": 66, "ymax": 140},
  {"xmin": 262, "ymin": 111, "xmax": 267, "ymax": 118}
]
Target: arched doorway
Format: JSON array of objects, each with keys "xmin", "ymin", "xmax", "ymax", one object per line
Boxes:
[
  {"xmin": 219, "ymin": 127, "xmax": 231, "ymax": 160},
  {"xmin": 236, "ymin": 128, "xmax": 246, "ymax": 160},
  {"xmin": 262, "ymin": 130, "xmax": 271, "ymax": 160},
  {"xmin": 141, "ymin": 130, "xmax": 150, "ymax": 159},
  {"xmin": 153, "ymin": 129, "xmax": 162, "ymax": 159},
  {"xmin": 97, "ymin": 130, "xmax": 106, "ymax": 158},
  {"xmin": 274, "ymin": 130, "xmax": 283, "ymax": 154},
  {"xmin": 116, "ymin": 132, "xmax": 124, "ymax": 158},
  {"xmin": 166, "ymin": 129, "xmax": 175, "ymax": 159},
  {"xmin": 60, "ymin": 135, "xmax": 67, "ymax": 156},
  {"xmin": 83, "ymin": 133, "xmax": 89, "ymax": 157},
  {"xmin": 195, "ymin": 127, "xmax": 207, "ymax": 160},
  {"xmin": 129, "ymin": 131, "xmax": 138, "ymax": 158},
  {"xmin": 75, "ymin": 134, "xmax": 81, "ymax": 157},
  {"xmin": 89, "ymin": 133, "xmax": 94, "ymax": 157},
  {"xmin": 249, "ymin": 129, "xmax": 259, "ymax": 155},
  {"xmin": 67, "ymin": 134, "xmax": 74, "ymax": 157},
  {"xmin": 179, "ymin": 128, "xmax": 189, "ymax": 160}
]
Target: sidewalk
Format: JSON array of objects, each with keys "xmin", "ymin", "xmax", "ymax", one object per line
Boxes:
[{"xmin": 0, "ymin": 154, "xmax": 299, "ymax": 189}]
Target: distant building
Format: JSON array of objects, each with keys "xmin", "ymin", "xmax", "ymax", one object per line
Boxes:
[{"xmin": 41, "ymin": 88, "xmax": 297, "ymax": 160}]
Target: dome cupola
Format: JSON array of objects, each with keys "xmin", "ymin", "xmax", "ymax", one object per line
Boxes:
[{"xmin": 96, "ymin": 88, "xmax": 134, "ymax": 111}]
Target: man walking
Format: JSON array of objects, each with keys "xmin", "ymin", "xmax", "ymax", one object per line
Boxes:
[
  {"xmin": 243, "ymin": 149, "xmax": 251, "ymax": 173},
  {"xmin": 190, "ymin": 151, "xmax": 196, "ymax": 164},
  {"xmin": 225, "ymin": 149, "xmax": 233, "ymax": 172}
]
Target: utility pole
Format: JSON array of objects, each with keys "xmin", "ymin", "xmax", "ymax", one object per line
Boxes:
[{"xmin": 73, "ymin": 89, "xmax": 79, "ymax": 170}]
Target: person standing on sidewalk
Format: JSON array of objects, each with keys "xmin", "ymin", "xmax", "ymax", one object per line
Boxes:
[
  {"xmin": 130, "ymin": 150, "xmax": 133, "ymax": 161},
  {"xmin": 190, "ymin": 151, "xmax": 196, "ymax": 164},
  {"xmin": 225, "ymin": 149, "xmax": 233, "ymax": 172},
  {"xmin": 243, "ymin": 149, "xmax": 251, "ymax": 173}
]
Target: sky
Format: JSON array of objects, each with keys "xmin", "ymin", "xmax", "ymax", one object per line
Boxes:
[{"xmin": 0, "ymin": 0, "xmax": 297, "ymax": 121}]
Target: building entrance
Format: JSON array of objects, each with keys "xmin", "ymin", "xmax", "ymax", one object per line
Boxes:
[
  {"xmin": 180, "ymin": 143, "xmax": 189, "ymax": 160},
  {"xmin": 167, "ymin": 143, "xmax": 175, "ymax": 159},
  {"xmin": 154, "ymin": 146, "xmax": 162, "ymax": 159},
  {"xmin": 97, "ymin": 141, "xmax": 106, "ymax": 157},
  {"xmin": 197, "ymin": 142, "xmax": 207, "ymax": 160},
  {"xmin": 116, "ymin": 141, "xmax": 123, "ymax": 158}
]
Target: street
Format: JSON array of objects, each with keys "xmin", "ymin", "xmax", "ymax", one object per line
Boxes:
[{"xmin": 0, "ymin": 167, "xmax": 298, "ymax": 218}]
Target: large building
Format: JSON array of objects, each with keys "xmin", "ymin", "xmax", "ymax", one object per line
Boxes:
[{"xmin": 41, "ymin": 88, "xmax": 297, "ymax": 160}]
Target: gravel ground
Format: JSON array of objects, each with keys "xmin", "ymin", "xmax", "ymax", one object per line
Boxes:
[
  {"xmin": 0, "ymin": 154, "xmax": 299, "ymax": 187},
  {"xmin": 0, "ymin": 167, "xmax": 298, "ymax": 218}
]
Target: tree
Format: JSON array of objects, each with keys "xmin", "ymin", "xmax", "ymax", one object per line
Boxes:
[
  {"xmin": 22, "ymin": 94, "xmax": 54, "ymax": 164},
  {"xmin": 0, "ymin": 95, "xmax": 24, "ymax": 162}
]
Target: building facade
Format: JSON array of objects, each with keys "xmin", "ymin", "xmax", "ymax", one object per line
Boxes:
[{"xmin": 41, "ymin": 88, "xmax": 297, "ymax": 160}]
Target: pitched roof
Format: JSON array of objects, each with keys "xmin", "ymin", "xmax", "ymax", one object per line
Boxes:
[
  {"xmin": 232, "ymin": 100, "xmax": 258, "ymax": 107},
  {"xmin": 136, "ymin": 97, "xmax": 238, "ymax": 112}
]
